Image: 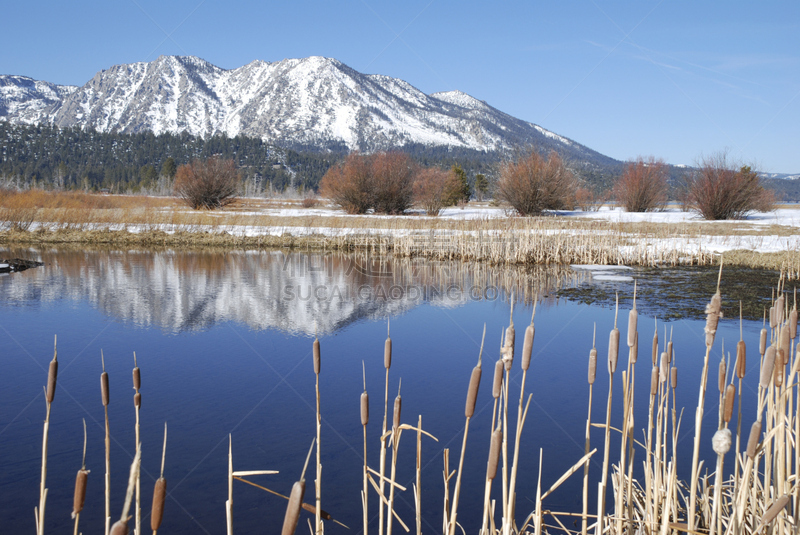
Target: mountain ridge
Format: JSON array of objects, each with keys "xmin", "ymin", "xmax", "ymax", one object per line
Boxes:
[{"xmin": 0, "ymin": 54, "xmax": 619, "ymax": 168}]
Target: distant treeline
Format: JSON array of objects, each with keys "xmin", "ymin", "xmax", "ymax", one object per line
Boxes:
[{"xmin": 1, "ymin": 121, "xmax": 798, "ymax": 201}]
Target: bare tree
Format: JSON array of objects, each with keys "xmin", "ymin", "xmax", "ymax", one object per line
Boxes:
[
  {"xmin": 413, "ymin": 167, "xmax": 456, "ymax": 215},
  {"xmin": 682, "ymin": 153, "xmax": 774, "ymax": 220},
  {"xmin": 173, "ymin": 157, "xmax": 239, "ymax": 209},
  {"xmin": 495, "ymin": 149, "xmax": 576, "ymax": 215},
  {"xmin": 613, "ymin": 156, "xmax": 669, "ymax": 212}
]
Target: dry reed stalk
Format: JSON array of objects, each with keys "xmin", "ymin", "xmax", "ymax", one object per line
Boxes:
[
  {"xmin": 449, "ymin": 328, "xmax": 484, "ymax": 535},
  {"xmin": 37, "ymin": 336, "xmax": 57, "ymax": 535},
  {"xmin": 313, "ymin": 336, "xmax": 322, "ymax": 535},
  {"xmin": 598, "ymin": 294, "xmax": 619, "ymax": 535},
  {"xmin": 386, "ymin": 382, "xmax": 402, "ymax": 535},
  {"xmin": 361, "ymin": 361, "xmax": 369, "ymax": 535},
  {"xmin": 582, "ymin": 325, "xmax": 597, "ymax": 535},
  {"xmin": 151, "ymin": 423, "xmax": 167, "ymax": 534},
  {"xmin": 102, "ymin": 350, "xmax": 112, "ymax": 535},
  {"xmin": 415, "ymin": 415, "xmax": 422, "ymax": 535},
  {"xmin": 688, "ymin": 262, "xmax": 723, "ymax": 533},
  {"xmin": 482, "ymin": 423, "xmax": 503, "ymax": 534},
  {"xmin": 379, "ymin": 321, "xmax": 391, "ymax": 535},
  {"xmin": 132, "ymin": 353, "xmax": 141, "ymax": 535},
  {"xmin": 226, "ymin": 435, "xmax": 233, "ymax": 535},
  {"xmin": 110, "ymin": 445, "xmax": 141, "ymax": 535},
  {"xmin": 282, "ymin": 440, "xmax": 314, "ymax": 535},
  {"xmin": 72, "ymin": 419, "xmax": 88, "ymax": 535}
]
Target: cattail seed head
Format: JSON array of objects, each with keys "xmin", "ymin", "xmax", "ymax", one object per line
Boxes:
[
  {"xmin": 705, "ymin": 292, "xmax": 722, "ymax": 346},
  {"xmin": 492, "ymin": 359, "xmax": 503, "ymax": 398},
  {"xmin": 712, "ymin": 428, "xmax": 732, "ymax": 455},
  {"xmin": 718, "ymin": 357, "xmax": 726, "ymax": 394},
  {"xmin": 384, "ymin": 337, "xmax": 392, "ymax": 370},
  {"xmin": 670, "ymin": 366, "xmax": 677, "ymax": 390},
  {"xmin": 101, "ymin": 371, "xmax": 110, "ymax": 406},
  {"xmin": 789, "ymin": 308, "xmax": 797, "ymax": 340},
  {"xmin": 774, "ymin": 356, "xmax": 784, "ymax": 387},
  {"xmin": 666, "ymin": 341, "xmax": 673, "ymax": 364},
  {"xmin": 588, "ymin": 348, "xmax": 597, "ymax": 385},
  {"xmin": 746, "ymin": 420, "xmax": 762, "ymax": 459},
  {"xmin": 780, "ymin": 324, "xmax": 790, "ymax": 353},
  {"xmin": 313, "ymin": 338, "xmax": 321, "ymax": 375},
  {"xmin": 769, "ymin": 306, "xmax": 776, "ymax": 329},
  {"xmin": 630, "ymin": 332, "xmax": 638, "ymax": 364},
  {"xmin": 132, "ymin": 367, "xmax": 140, "ymax": 391},
  {"xmin": 281, "ymin": 480, "xmax": 306, "ymax": 535},
  {"xmin": 360, "ymin": 391, "xmax": 369, "ymax": 426},
  {"xmin": 736, "ymin": 340, "xmax": 746, "ymax": 379},
  {"xmin": 134, "ymin": 392, "xmax": 141, "ymax": 409},
  {"xmin": 627, "ymin": 309, "xmax": 638, "ymax": 348},
  {"xmin": 521, "ymin": 325, "xmax": 534, "ymax": 371},
  {"xmin": 723, "ymin": 384, "xmax": 735, "ymax": 423},
  {"xmin": 71, "ymin": 469, "xmax": 89, "ymax": 519},
  {"xmin": 151, "ymin": 477, "xmax": 166, "ymax": 531},
  {"xmin": 659, "ymin": 351, "xmax": 669, "ymax": 383},
  {"xmin": 46, "ymin": 359, "xmax": 58, "ymax": 404},
  {"xmin": 760, "ymin": 495, "xmax": 791, "ymax": 528},
  {"xmin": 761, "ymin": 346, "xmax": 777, "ymax": 388},
  {"xmin": 465, "ymin": 366, "xmax": 482, "ymax": 418},
  {"xmin": 608, "ymin": 327, "xmax": 620, "ymax": 374},
  {"xmin": 504, "ymin": 325, "xmax": 515, "ymax": 356},
  {"xmin": 393, "ymin": 394, "xmax": 401, "ymax": 430},
  {"xmin": 760, "ymin": 328, "xmax": 767, "ymax": 356},
  {"xmin": 486, "ymin": 428, "xmax": 502, "ymax": 481},
  {"xmin": 650, "ymin": 366, "xmax": 658, "ymax": 396},
  {"xmin": 776, "ymin": 295, "xmax": 785, "ymax": 324},
  {"xmin": 110, "ymin": 520, "xmax": 129, "ymax": 535}
]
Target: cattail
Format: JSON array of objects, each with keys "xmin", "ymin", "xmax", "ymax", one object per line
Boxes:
[
  {"xmin": 465, "ymin": 366, "xmax": 482, "ymax": 418},
  {"xmin": 723, "ymin": 384, "xmax": 735, "ymax": 423},
  {"xmin": 761, "ymin": 346, "xmax": 777, "ymax": 388},
  {"xmin": 666, "ymin": 340, "xmax": 673, "ymax": 364},
  {"xmin": 608, "ymin": 327, "xmax": 620, "ymax": 374},
  {"xmin": 736, "ymin": 340, "xmax": 746, "ymax": 379},
  {"xmin": 151, "ymin": 477, "xmax": 166, "ymax": 531},
  {"xmin": 281, "ymin": 480, "xmax": 306, "ymax": 535},
  {"xmin": 774, "ymin": 356, "xmax": 784, "ymax": 387},
  {"xmin": 132, "ymin": 367, "xmax": 141, "ymax": 391},
  {"xmin": 393, "ymin": 393, "xmax": 401, "ymax": 430},
  {"xmin": 360, "ymin": 391, "xmax": 369, "ymax": 426},
  {"xmin": 486, "ymin": 428, "xmax": 502, "ymax": 480},
  {"xmin": 789, "ymin": 308, "xmax": 797, "ymax": 340},
  {"xmin": 651, "ymin": 328, "xmax": 658, "ymax": 366},
  {"xmin": 650, "ymin": 366, "xmax": 658, "ymax": 396},
  {"xmin": 313, "ymin": 338, "xmax": 321, "ymax": 375},
  {"xmin": 72, "ymin": 469, "xmax": 89, "ymax": 519},
  {"xmin": 384, "ymin": 336, "xmax": 392, "ymax": 369},
  {"xmin": 133, "ymin": 392, "xmax": 141, "ymax": 409},
  {"xmin": 101, "ymin": 371, "xmax": 110, "ymax": 406},
  {"xmin": 492, "ymin": 359, "xmax": 503, "ymax": 398},
  {"xmin": 769, "ymin": 306, "xmax": 776, "ymax": 329},
  {"xmin": 775, "ymin": 295, "xmax": 785, "ymax": 324},
  {"xmin": 630, "ymin": 332, "xmax": 638, "ymax": 364},
  {"xmin": 718, "ymin": 356, "xmax": 726, "ymax": 394},
  {"xmin": 46, "ymin": 357, "xmax": 58, "ymax": 404},
  {"xmin": 746, "ymin": 420, "xmax": 762, "ymax": 459},
  {"xmin": 760, "ymin": 328, "xmax": 767, "ymax": 356},
  {"xmin": 521, "ymin": 324, "xmax": 534, "ymax": 371},
  {"xmin": 503, "ymin": 323, "xmax": 515, "ymax": 371},
  {"xmin": 670, "ymin": 366, "xmax": 677, "ymax": 390},
  {"xmin": 760, "ymin": 495, "xmax": 791, "ymax": 528},
  {"xmin": 705, "ymin": 291, "xmax": 722, "ymax": 347},
  {"xmin": 588, "ymin": 348, "xmax": 597, "ymax": 385},
  {"xmin": 780, "ymin": 324, "xmax": 790, "ymax": 353},
  {"xmin": 659, "ymin": 351, "xmax": 669, "ymax": 383},
  {"xmin": 627, "ymin": 308, "xmax": 637, "ymax": 348},
  {"xmin": 110, "ymin": 520, "xmax": 129, "ymax": 535}
]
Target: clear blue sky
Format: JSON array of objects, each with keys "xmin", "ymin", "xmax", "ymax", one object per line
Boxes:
[{"xmin": 2, "ymin": 1, "xmax": 798, "ymax": 173}]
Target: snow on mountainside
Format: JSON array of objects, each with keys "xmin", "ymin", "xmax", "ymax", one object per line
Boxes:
[
  {"xmin": 0, "ymin": 75, "xmax": 76, "ymax": 124},
  {"xmin": 0, "ymin": 55, "xmax": 612, "ymax": 161}
]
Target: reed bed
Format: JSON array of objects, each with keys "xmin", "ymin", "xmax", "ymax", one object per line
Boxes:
[{"xmin": 24, "ymin": 260, "xmax": 800, "ymax": 534}]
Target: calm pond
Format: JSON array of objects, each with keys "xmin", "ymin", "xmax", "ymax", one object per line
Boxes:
[{"xmin": 0, "ymin": 247, "xmax": 779, "ymax": 534}]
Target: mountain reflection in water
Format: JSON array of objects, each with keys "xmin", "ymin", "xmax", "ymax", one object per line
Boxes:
[{"xmin": 0, "ymin": 248, "xmax": 585, "ymax": 334}]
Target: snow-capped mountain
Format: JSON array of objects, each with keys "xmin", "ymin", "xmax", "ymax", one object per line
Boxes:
[{"xmin": 0, "ymin": 55, "xmax": 610, "ymax": 161}]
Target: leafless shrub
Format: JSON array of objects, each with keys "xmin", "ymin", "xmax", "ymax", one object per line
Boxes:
[
  {"xmin": 371, "ymin": 152, "xmax": 416, "ymax": 215},
  {"xmin": 495, "ymin": 149, "xmax": 577, "ymax": 216},
  {"xmin": 320, "ymin": 152, "xmax": 415, "ymax": 214},
  {"xmin": 413, "ymin": 167, "xmax": 458, "ymax": 216},
  {"xmin": 173, "ymin": 157, "xmax": 239, "ymax": 210},
  {"xmin": 301, "ymin": 196, "xmax": 320, "ymax": 209},
  {"xmin": 613, "ymin": 157, "xmax": 669, "ymax": 212},
  {"xmin": 575, "ymin": 186, "xmax": 608, "ymax": 212},
  {"xmin": 682, "ymin": 153, "xmax": 775, "ymax": 220}
]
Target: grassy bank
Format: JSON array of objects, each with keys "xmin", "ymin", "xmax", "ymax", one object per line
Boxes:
[{"xmin": 1, "ymin": 191, "xmax": 799, "ymax": 274}]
